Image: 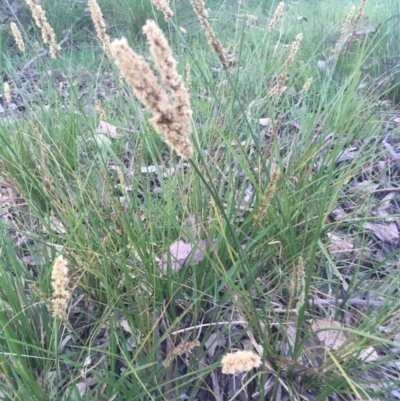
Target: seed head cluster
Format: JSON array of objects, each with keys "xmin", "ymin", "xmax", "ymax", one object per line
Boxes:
[
  {"xmin": 51, "ymin": 255, "xmax": 70, "ymax": 319},
  {"xmin": 4, "ymin": 83, "xmax": 11, "ymax": 105},
  {"xmin": 269, "ymin": 33, "xmax": 302, "ymax": 98},
  {"xmin": 344, "ymin": 0, "xmax": 367, "ymax": 54},
  {"xmin": 111, "ymin": 20, "xmax": 193, "ymax": 159},
  {"xmin": 300, "ymin": 77, "xmax": 313, "ymax": 94},
  {"xmin": 88, "ymin": 0, "xmax": 112, "ymax": 59},
  {"xmin": 334, "ymin": 6, "xmax": 355, "ymax": 59},
  {"xmin": 10, "ymin": 22, "xmax": 25, "ymax": 53},
  {"xmin": 221, "ymin": 350, "xmax": 261, "ymax": 374},
  {"xmin": 190, "ymin": 0, "xmax": 228, "ymax": 70},
  {"xmin": 268, "ymin": 2, "xmax": 284, "ymax": 31},
  {"xmin": 25, "ymin": 0, "xmax": 60, "ymax": 58},
  {"xmin": 151, "ymin": 0, "xmax": 173, "ymax": 19},
  {"xmin": 163, "ymin": 339, "xmax": 200, "ymax": 367}
]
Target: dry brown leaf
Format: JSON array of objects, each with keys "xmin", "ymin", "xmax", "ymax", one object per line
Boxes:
[
  {"xmin": 205, "ymin": 332, "xmax": 226, "ymax": 357},
  {"xmin": 120, "ymin": 318, "xmax": 132, "ymax": 333},
  {"xmin": 327, "ymin": 233, "xmax": 354, "ymax": 259},
  {"xmin": 376, "ymin": 192, "xmax": 395, "ymax": 211},
  {"xmin": 330, "ymin": 206, "xmax": 346, "ymax": 221},
  {"xmin": 259, "ymin": 117, "xmax": 271, "ymax": 126},
  {"xmin": 348, "ymin": 180, "xmax": 379, "ymax": 193},
  {"xmin": 97, "ymin": 121, "xmax": 121, "ymax": 138},
  {"xmin": 312, "ymin": 319, "xmax": 348, "ymax": 350},
  {"xmin": 158, "ymin": 239, "xmax": 210, "ymax": 273},
  {"xmin": 365, "ymin": 222, "xmax": 399, "ymax": 244},
  {"xmin": 312, "ymin": 319, "xmax": 378, "ymax": 363}
]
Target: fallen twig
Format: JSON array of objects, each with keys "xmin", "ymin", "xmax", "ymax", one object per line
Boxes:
[{"xmin": 20, "ymin": 30, "xmax": 71, "ymax": 72}]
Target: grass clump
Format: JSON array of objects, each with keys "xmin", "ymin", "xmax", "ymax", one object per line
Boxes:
[{"xmin": 1, "ymin": 0, "xmax": 400, "ymax": 400}]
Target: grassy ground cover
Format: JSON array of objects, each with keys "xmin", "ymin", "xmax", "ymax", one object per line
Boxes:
[{"xmin": 1, "ymin": 0, "xmax": 400, "ymax": 399}]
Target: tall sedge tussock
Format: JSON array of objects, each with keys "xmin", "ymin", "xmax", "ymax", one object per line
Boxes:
[
  {"xmin": 10, "ymin": 22, "xmax": 25, "ymax": 53},
  {"xmin": 151, "ymin": 0, "xmax": 173, "ymax": 18},
  {"xmin": 190, "ymin": 0, "xmax": 228, "ymax": 70},
  {"xmin": 269, "ymin": 33, "xmax": 302, "ymax": 98},
  {"xmin": 51, "ymin": 255, "xmax": 70, "ymax": 319},
  {"xmin": 268, "ymin": 2, "xmax": 284, "ymax": 31},
  {"xmin": 88, "ymin": 0, "xmax": 112, "ymax": 59},
  {"xmin": 25, "ymin": 0, "xmax": 60, "ymax": 58},
  {"xmin": 110, "ymin": 20, "xmax": 193, "ymax": 159}
]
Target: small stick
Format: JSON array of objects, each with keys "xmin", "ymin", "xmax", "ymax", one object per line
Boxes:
[{"xmin": 20, "ymin": 30, "xmax": 71, "ymax": 72}]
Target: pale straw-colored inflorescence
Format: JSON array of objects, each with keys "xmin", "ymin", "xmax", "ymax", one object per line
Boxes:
[
  {"xmin": 269, "ymin": 33, "xmax": 302, "ymax": 98},
  {"xmin": 10, "ymin": 22, "xmax": 25, "ymax": 53},
  {"xmin": 4, "ymin": 83, "xmax": 11, "ymax": 105},
  {"xmin": 268, "ymin": 2, "xmax": 284, "ymax": 31},
  {"xmin": 344, "ymin": 0, "xmax": 367, "ymax": 54},
  {"xmin": 163, "ymin": 339, "xmax": 200, "ymax": 367},
  {"xmin": 51, "ymin": 255, "xmax": 70, "ymax": 319},
  {"xmin": 300, "ymin": 77, "xmax": 313, "ymax": 94},
  {"xmin": 110, "ymin": 20, "xmax": 193, "ymax": 159},
  {"xmin": 25, "ymin": 0, "xmax": 61, "ymax": 58},
  {"xmin": 221, "ymin": 351, "xmax": 261, "ymax": 374},
  {"xmin": 292, "ymin": 256, "xmax": 306, "ymax": 312},
  {"xmin": 88, "ymin": 0, "xmax": 112, "ymax": 59},
  {"xmin": 190, "ymin": 0, "xmax": 228, "ymax": 70},
  {"xmin": 255, "ymin": 165, "xmax": 280, "ymax": 225},
  {"xmin": 334, "ymin": 6, "xmax": 355, "ymax": 59},
  {"xmin": 151, "ymin": 0, "xmax": 173, "ymax": 18}
]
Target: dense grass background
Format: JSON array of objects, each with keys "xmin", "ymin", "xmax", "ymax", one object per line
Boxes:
[{"xmin": 1, "ymin": 0, "xmax": 400, "ymax": 400}]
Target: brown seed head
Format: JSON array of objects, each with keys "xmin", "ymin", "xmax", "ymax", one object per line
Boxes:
[
  {"xmin": 334, "ymin": 6, "xmax": 355, "ymax": 58},
  {"xmin": 88, "ymin": 0, "xmax": 112, "ymax": 58},
  {"xmin": 268, "ymin": 2, "xmax": 284, "ymax": 31},
  {"xmin": 190, "ymin": 0, "xmax": 228, "ymax": 70},
  {"xmin": 25, "ymin": 0, "xmax": 60, "ymax": 58},
  {"xmin": 4, "ymin": 83, "xmax": 11, "ymax": 105},
  {"xmin": 151, "ymin": 0, "xmax": 173, "ymax": 19},
  {"xmin": 300, "ymin": 77, "xmax": 313, "ymax": 94},
  {"xmin": 10, "ymin": 22, "xmax": 25, "ymax": 53},
  {"xmin": 110, "ymin": 23, "xmax": 193, "ymax": 159},
  {"xmin": 269, "ymin": 33, "xmax": 302, "ymax": 98}
]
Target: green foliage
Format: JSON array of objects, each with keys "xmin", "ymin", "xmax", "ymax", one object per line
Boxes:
[{"xmin": 1, "ymin": 0, "xmax": 400, "ymax": 399}]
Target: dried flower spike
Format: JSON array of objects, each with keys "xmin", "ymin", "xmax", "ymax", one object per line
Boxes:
[
  {"xmin": 334, "ymin": 7, "xmax": 355, "ymax": 59},
  {"xmin": 151, "ymin": 0, "xmax": 173, "ymax": 19},
  {"xmin": 163, "ymin": 339, "xmax": 200, "ymax": 367},
  {"xmin": 300, "ymin": 77, "xmax": 313, "ymax": 94},
  {"xmin": 190, "ymin": 0, "xmax": 229, "ymax": 70},
  {"xmin": 268, "ymin": 2, "xmax": 284, "ymax": 31},
  {"xmin": 344, "ymin": 0, "xmax": 367, "ymax": 54},
  {"xmin": 25, "ymin": 0, "xmax": 61, "ymax": 58},
  {"xmin": 255, "ymin": 166, "xmax": 280, "ymax": 225},
  {"xmin": 4, "ymin": 83, "xmax": 11, "ymax": 105},
  {"xmin": 51, "ymin": 255, "xmax": 70, "ymax": 319},
  {"xmin": 110, "ymin": 21, "xmax": 193, "ymax": 159},
  {"xmin": 292, "ymin": 256, "xmax": 306, "ymax": 312},
  {"xmin": 88, "ymin": 0, "xmax": 112, "ymax": 58},
  {"xmin": 269, "ymin": 33, "xmax": 302, "ymax": 98},
  {"xmin": 96, "ymin": 99, "xmax": 106, "ymax": 121},
  {"xmin": 221, "ymin": 350, "xmax": 261, "ymax": 374},
  {"xmin": 10, "ymin": 22, "xmax": 25, "ymax": 53}
]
